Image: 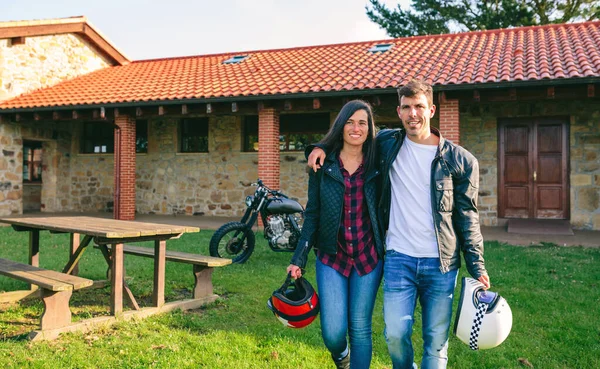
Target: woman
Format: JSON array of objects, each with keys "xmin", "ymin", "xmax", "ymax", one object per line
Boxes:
[{"xmin": 287, "ymin": 100, "xmax": 383, "ymax": 369}]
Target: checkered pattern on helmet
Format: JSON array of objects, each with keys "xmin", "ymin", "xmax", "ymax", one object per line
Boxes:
[{"xmin": 469, "ymin": 301, "xmax": 489, "ymax": 350}]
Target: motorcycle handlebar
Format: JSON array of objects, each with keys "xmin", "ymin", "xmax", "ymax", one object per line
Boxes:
[{"xmin": 252, "ymin": 179, "xmax": 287, "ymax": 198}]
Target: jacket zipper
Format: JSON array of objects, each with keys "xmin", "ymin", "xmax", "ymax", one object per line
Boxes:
[
  {"xmin": 382, "ymin": 131, "xmax": 404, "ymax": 234},
  {"xmin": 324, "ymin": 161, "xmax": 345, "ymax": 255},
  {"xmin": 429, "ymin": 154, "xmax": 449, "ymax": 274}
]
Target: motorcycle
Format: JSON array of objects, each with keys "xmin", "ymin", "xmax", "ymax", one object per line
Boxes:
[{"xmin": 209, "ymin": 179, "xmax": 304, "ymax": 264}]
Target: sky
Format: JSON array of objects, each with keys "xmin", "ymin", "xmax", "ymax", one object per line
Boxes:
[{"xmin": 1, "ymin": 0, "xmax": 409, "ymax": 61}]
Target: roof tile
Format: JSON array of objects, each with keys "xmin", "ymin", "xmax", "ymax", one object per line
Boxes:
[{"xmin": 2, "ymin": 21, "xmax": 600, "ymax": 110}]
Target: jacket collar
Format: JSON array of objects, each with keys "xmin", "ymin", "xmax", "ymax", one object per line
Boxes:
[
  {"xmin": 323, "ymin": 150, "xmax": 379, "ymax": 181},
  {"xmin": 395, "ymin": 127, "xmax": 447, "ymax": 157}
]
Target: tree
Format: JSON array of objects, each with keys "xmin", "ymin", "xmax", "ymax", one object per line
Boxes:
[{"xmin": 366, "ymin": 0, "xmax": 600, "ymax": 37}]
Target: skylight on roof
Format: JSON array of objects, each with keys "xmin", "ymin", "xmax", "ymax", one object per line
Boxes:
[
  {"xmin": 223, "ymin": 55, "xmax": 249, "ymax": 64},
  {"xmin": 368, "ymin": 43, "xmax": 393, "ymax": 53}
]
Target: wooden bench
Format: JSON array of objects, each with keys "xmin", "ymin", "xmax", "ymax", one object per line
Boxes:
[
  {"xmin": 0, "ymin": 258, "xmax": 93, "ymax": 330},
  {"xmin": 97, "ymin": 245, "xmax": 231, "ymax": 299}
]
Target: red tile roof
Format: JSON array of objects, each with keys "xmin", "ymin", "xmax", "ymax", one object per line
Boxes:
[{"xmin": 2, "ymin": 21, "xmax": 599, "ymax": 110}]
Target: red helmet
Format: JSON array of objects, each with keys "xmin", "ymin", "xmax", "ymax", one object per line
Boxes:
[{"xmin": 267, "ymin": 274, "xmax": 319, "ymax": 328}]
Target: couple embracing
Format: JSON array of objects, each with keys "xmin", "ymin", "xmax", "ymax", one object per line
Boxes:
[{"xmin": 286, "ymin": 80, "xmax": 490, "ymax": 369}]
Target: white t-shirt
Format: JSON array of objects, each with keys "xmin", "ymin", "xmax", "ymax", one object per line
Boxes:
[{"xmin": 386, "ymin": 137, "xmax": 439, "ymax": 257}]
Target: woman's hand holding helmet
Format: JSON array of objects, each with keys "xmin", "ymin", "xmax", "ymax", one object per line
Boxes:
[{"xmin": 286, "ymin": 264, "xmax": 303, "ymax": 280}]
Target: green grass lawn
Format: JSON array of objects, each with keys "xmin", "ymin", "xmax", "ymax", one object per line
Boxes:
[{"xmin": 0, "ymin": 226, "xmax": 598, "ymax": 368}]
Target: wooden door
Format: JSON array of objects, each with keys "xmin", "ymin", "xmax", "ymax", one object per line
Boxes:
[{"xmin": 498, "ymin": 118, "xmax": 569, "ymax": 219}]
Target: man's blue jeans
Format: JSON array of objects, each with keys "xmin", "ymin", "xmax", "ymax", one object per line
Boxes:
[
  {"xmin": 383, "ymin": 251, "xmax": 458, "ymax": 369},
  {"xmin": 316, "ymin": 258, "xmax": 383, "ymax": 369}
]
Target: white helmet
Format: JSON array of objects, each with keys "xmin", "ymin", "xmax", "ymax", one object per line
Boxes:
[{"xmin": 454, "ymin": 277, "xmax": 512, "ymax": 350}]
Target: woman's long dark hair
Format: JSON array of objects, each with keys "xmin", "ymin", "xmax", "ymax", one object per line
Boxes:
[{"xmin": 317, "ymin": 99, "xmax": 377, "ymax": 173}]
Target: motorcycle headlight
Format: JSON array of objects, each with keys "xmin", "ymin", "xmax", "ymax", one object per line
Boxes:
[{"xmin": 245, "ymin": 196, "xmax": 253, "ymax": 207}]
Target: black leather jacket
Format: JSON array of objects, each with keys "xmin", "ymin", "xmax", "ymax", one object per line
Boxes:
[
  {"xmin": 290, "ymin": 151, "xmax": 383, "ymax": 269},
  {"xmin": 377, "ymin": 127, "xmax": 486, "ymax": 278}
]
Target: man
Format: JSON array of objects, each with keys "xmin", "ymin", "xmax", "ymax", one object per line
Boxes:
[{"xmin": 307, "ymin": 80, "xmax": 490, "ymax": 369}]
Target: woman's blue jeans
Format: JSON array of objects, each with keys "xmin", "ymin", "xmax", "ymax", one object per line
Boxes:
[
  {"xmin": 383, "ymin": 251, "xmax": 458, "ymax": 369},
  {"xmin": 316, "ymin": 258, "xmax": 383, "ymax": 369}
]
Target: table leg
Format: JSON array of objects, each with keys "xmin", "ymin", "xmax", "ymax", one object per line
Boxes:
[
  {"xmin": 29, "ymin": 230, "xmax": 40, "ymax": 267},
  {"xmin": 29, "ymin": 230, "xmax": 40, "ymax": 291},
  {"xmin": 63, "ymin": 235, "xmax": 92, "ymax": 275},
  {"xmin": 97, "ymin": 244, "xmax": 140, "ymax": 310},
  {"xmin": 152, "ymin": 239, "xmax": 166, "ymax": 307},
  {"xmin": 70, "ymin": 233, "xmax": 80, "ymax": 275},
  {"xmin": 110, "ymin": 243, "xmax": 124, "ymax": 315}
]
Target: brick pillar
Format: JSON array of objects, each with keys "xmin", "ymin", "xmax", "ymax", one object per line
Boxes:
[
  {"xmin": 258, "ymin": 108, "xmax": 280, "ymax": 190},
  {"xmin": 113, "ymin": 115, "xmax": 136, "ymax": 220},
  {"xmin": 439, "ymin": 98, "xmax": 460, "ymax": 145}
]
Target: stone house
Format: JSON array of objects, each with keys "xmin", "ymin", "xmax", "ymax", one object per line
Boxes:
[
  {"xmin": 0, "ymin": 17, "xmax": 599, "ymax": 230},
  {"xmin": 0, "ymin": 16, "xmax": 128, "ymax": 213}
]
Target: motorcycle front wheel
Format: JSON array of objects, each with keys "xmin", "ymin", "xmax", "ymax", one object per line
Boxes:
[{"xmin": 209, "ymin": 221, "xmax": 256, "ymax": 264}]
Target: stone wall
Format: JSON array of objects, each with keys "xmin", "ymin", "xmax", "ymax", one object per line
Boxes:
[
  {"xmin": 0, "ymin": 120, "xmax": 58, "ymax": 215},
  {"xmin": 461, "ymin": 99, "xmax": 600, "ymax": 230},
  {"xmin": 460, "ymin": 109, "xmax": 499, "ymax": 226},
  {"xmin": 62, "ymin": 115, "xmax": 310, "ymax": 217},
  {"xmin": 0, "ymin": 34, "xmax": 111, "ymax": 102},
  {"xmin": 0, "ymin": 122, "xmax": 22, "ymax": 215},
  {"xmin": 570, "ymin": 106, "xmax": 600, "ymax": 230}
]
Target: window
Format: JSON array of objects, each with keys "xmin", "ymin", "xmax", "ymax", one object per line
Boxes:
[
  {"xmin": 369, "ymin": 43, "xmax": 393, "ymax": 53},
  {"xmin": 23, "ymin": 141, "xmax": 43, "ymax": 183},
  {"xmin": 243, "ymin": 116, "xmax": 260, "ymax": 152},
  {"xmin": 81, "ymin": 122, "xmax": 114, "ymax": 153},
  {"xmin": 136, "ymin": 120, "xmax": 148, "ymax": 153},
  {"xmin": 81, "ymin": 121, "xmax": 149, "ymax": 154},
  {"xmin": 223, "ymin": 55, "xmax": 249, "ymax": 64},
  {"xmin": 243, "ymin": 113, "xmax": 330, "ymax": 152},
  {"xmin": 179, "ymin": 118, "xmax": 209, "ymax": 153}
]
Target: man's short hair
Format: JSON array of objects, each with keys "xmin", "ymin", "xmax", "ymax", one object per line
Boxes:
[{"xmin": 397, "ymin": 80, "xmax": 433, "ymax": 107}]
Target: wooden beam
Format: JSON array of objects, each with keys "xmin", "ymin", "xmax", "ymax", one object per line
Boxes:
[
  {"xmin": 10, "ymin": 36, "xmax": 26, "ymax": 46},
  {"xmin": 72, "ymin": 111, "xmax": 79, "ymax": 120},
  {"xmin": 312, "ymin": 98, "xmax": 321, "ymax": 109},
  {"xmin": 547, "ymin": 87, "xmax": 555, "ymax": 99},
  {"xmin": 100, "ymin": 107, "xmax": 106, "ymax": 119},
  {"xmin": 588, "ymin": 84, "xmax": 595, "ymax": 98},
  {"xmin": 257, "ymin": 102, "xmax": 264, "ymax": 112},
  {"xmin": 80, "ymin": 24, "xmax": 129, "ymax": 65},
  {"xmin": 473, "ymin": 90, "xmax": 480, "ymax": 102},
  {"xmin": 33, "ymin": 113, "xmax": 41, "ymax": 121},
  {"xmin": 15, "ymin": 113, "xmax": 21, "ymax": 122},
  {"xmin": 284, "ymin": 100, "xmax": 292, "ymax": 111},
  {"xmin": 206, "ymin": 103, "xmax": 212, "ymax": 114},
  {"xmin": 509, "ymin": 88, "xmax": 517, "ymax": 100},
  {"xmin": 135, "ymin": 107, "xmax": 143, "ymax": 117},
  {"xmin": 114, "ymin": 108, "xmax": 120, "ymax": 118},
  {"xmin": 158, "ymin": 106, "xmax": 165, "ymax": 116},
  {"xmin": 53, "ymin": 111, "xmax": 60, "ymax": 121},
  {"xmin": 231, "ymin": 102, "xmax": 238, "ymax": 113},
  {"xmin": 181, "ymin": 104, "xmax": 188, "ymax": 115},
  {"xmin": 0, "ymin": 23, "xmax": 82, "ymax": 39},
  {"xmin": 439, "ymin": 92, "xmax": 447, "ymax": 103}
]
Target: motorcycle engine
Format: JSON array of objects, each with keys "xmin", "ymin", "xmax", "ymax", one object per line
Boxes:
[{"xmin": 266, "ymin": 215, "xmax": 293, "ymax": 249}]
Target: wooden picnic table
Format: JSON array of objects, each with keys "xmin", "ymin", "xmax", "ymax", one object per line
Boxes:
[{"xmin": 0, "ymin": 216, "xmax": 199, "ymax": 316}]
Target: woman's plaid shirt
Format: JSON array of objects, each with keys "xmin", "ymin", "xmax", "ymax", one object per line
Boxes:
[{"xmin": 316, "ymin": 158, "xmax": 379, "ymax": 277}]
